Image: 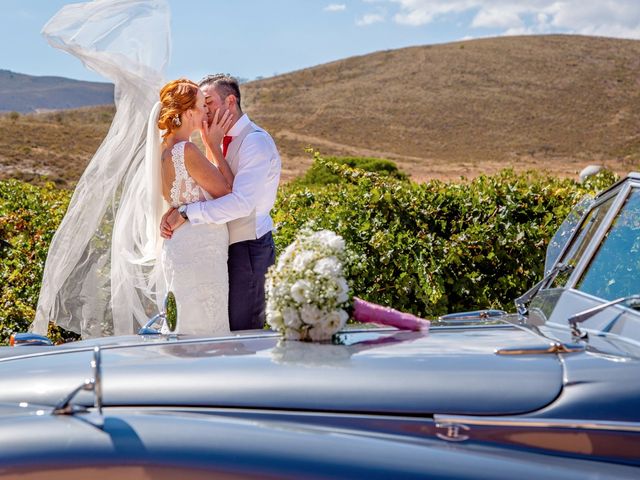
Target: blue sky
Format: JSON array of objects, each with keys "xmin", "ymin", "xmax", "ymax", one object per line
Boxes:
[{"xmin": 2, "ymin": 0, "xmax": 640, "ymax": 83}]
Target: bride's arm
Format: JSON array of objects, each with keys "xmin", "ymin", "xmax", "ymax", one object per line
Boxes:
[
  {"xmin": 200, "ymin": 110, "xmax": 235, "ymax": 187},
  {"xmin": 184, "ymin": 142, "xmax": 232, "ymax": 198}
]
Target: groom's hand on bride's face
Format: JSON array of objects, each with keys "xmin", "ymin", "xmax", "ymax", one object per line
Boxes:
[{"xmin": 160, "ymin": 207, "xmax": 185, "ymax": 239}]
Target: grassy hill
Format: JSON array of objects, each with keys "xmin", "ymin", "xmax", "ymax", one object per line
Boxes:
[
  {"xmin": 0, "ymin": 106, "xmax": 113, "ymax": 186},
  {"xmin": 243, "ymin": 34, "xmax": 640, "ymax": 181},
  {"xmin": 2, "ymin": 35, "xmax": 640, "ymax": 188}
]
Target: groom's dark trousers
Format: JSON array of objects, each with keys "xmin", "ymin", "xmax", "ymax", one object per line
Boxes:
[{"xmin": 228, "ymin": 231, "xmax": 276, "ymax": 331}]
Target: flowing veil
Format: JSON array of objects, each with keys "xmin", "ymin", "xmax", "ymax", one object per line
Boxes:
[{"xmin": 31, "ymin": 0, "xmax": 171, "ymax": 337}]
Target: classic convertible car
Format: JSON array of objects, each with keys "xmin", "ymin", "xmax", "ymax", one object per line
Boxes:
[{"xmin": 0, "ymin": 174, "xmax": 639, "ymax": 478}]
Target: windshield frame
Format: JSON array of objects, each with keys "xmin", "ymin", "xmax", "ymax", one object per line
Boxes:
[{"xmin": 544, "ymin": 178, "xmax": 639, "ymax": 293}]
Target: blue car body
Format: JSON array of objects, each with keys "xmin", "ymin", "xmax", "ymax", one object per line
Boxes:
[{"xmin": 0, "ymin": 174, "xmax": 639, "ymax": 478}]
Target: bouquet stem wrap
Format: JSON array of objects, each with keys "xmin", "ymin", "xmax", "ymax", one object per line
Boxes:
[{"xmin": 353, "ymin": 297, "xmax": 430, "ymax": 332}]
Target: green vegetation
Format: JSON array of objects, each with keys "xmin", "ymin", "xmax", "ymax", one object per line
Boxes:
[
  {"xmin": 272, "ymin": 153, "xmax": 617, "ymax": 318},
  {"xmin": 292, "ymin": 156, "xmax": 407, "ymax": 186},
  {"xmin": 0, "ymin": 154, "xmax": 618, "ymax": 343},
  {"xmin": 0, "ymin": 180, "xmax": 76, "ymax": 344}
]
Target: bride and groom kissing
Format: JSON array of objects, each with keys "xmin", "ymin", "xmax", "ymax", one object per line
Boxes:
[
  {"xmin": 155, "ymin": 74, "xmax": 281, "ymax": 335},
  {"xmin": 31, "ymin": 1, "xmax": 279, "ymax": 339}
]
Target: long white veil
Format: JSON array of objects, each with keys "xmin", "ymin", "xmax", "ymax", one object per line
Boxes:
[{"xmin": 31, "ymin": 0, "xmax": 171, "ymax": 337}]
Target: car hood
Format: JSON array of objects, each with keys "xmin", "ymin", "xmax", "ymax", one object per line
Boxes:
[{"xmin": 0, "ymin": 325, "xmax": 563, "ymax": 416}]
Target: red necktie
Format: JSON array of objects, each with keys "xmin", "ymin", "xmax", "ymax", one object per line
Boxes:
[{"xmin": 222, "ymin": 136, "xmax": 233, "ymax": 157}]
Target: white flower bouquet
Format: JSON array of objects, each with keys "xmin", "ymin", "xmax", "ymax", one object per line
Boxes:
[{"xmin": 266, "ymin": 229, "xmax": 350, "ymax": 342}]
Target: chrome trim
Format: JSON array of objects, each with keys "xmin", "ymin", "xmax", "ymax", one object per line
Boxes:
[
  {"xmin": 0, "ymin": 332, "xmax": 283, "ymax": 363},
  {"xmin": 435, "ymin": 422, "xmax": 470, "ymax": 442},
  {"xmin": 52, "ymin": 347, "xmax": 103, "ymax": 424},
  {"xmin": 438, "ymin": 309, "xmax": 506, "ymax": 322},
  {"xmin": 91, "ymin": 346, "xmax": 103, "ymax": 415},
  {"xmin": 495, "ymin": 342, "xmax": 585, "ymax": 355},
  {"xmin": 565, "ymin": 182, "xmax": 635, "ymax": 289},
  {"xmin": 138, "ymin": 312, "xmax": 164, "ymax": 335},
  {"xmin": 433, "ymin": 414, "xmax": 640, "ymax": 433},
  {"xmin": 11, "ymin": 333, "xmax": 53, "ymax": 346},
  {"xmin": 569, "ymin": 294, "xmax": 640, "ymax": 328}
]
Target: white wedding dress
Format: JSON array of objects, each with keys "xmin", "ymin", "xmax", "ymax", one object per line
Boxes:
[
  {"xmin": 162, "ymin": 142, "xmax": 230, "ymax": 335},
  {"xmin": 31, "ymin": 0, "xmax": 232, "ymax": 338}
]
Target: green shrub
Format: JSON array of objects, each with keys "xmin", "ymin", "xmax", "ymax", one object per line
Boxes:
[
  {"xmin": 0, "ymin": 180, "xmax": 77, "ymax": 344},
  {"xmin": 293, "ymin": 155, "xmax": 408, "ymax": 186},
  {"xmin": 273, "ymin": 154, "xmax": 617, "ymax": 318},
  {"xmin": 0, "ymin": 157, "xmax": 618, "ymax": 343}
]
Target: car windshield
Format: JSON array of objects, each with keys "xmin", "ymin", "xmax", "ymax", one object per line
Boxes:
[
  {"xmin": 544, "ymin": 195, "xmax": 593, "ymax": 275},
  {"xmin": 550, "ymin": 195, "xmax": 616, "ymax": 288},
  {"xmin": 576, "ymin": 188, "xmax": 640, "ymax": 300}
]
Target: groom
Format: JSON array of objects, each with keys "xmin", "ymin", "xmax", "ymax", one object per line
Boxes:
[{"xmin": 160, "ymin": 74, "xmax": 281, "ymax": 331}]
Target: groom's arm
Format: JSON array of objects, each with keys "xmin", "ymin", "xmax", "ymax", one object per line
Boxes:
[{"xmin": 186, "ymin": 133, "xmax": 272, "ymax": 225}]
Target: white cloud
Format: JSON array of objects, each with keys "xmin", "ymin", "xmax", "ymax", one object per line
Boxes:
[
  {"xmin": 324, "ymin": 4, "xmax": 347, "ymax": 12},
  {"xmin": 357, "ymin": 12, "xmax": 386, "ymax": 26},
  {"xmin": 471, "ymin": 7, "xmax": 523, "ymax": 30},
  {"xmin": 382, "ymin": 0, "xmax": 640, "ymax": 39}
]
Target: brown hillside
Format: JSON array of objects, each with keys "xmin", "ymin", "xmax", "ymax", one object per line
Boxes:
[
  {"xmin": 2, "ymin": 35, "xmax": 640, "ymax": 187},
  {"xmin": 243, "ymin": 34, "xmax": 640, "ymax": 181},
  {"xmin": 0, "ymin": 106, "xmax": 114, "ymax": 186}
]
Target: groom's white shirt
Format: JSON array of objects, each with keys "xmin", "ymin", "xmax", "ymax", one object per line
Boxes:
[{"xmin": 185, "ymin": 114, "xmax": 281, "ymax": 241}]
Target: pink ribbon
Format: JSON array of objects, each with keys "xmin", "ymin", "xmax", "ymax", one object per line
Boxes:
[{"xmin": 352, "ymin": 297, "xmax": 430, "ymax": 332}]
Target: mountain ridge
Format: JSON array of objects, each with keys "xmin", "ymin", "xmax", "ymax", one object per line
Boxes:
[
  {"xmin": 242, "ymin": 34, "xmax": 640, "ymax": 180},
  {"xmin": 2, "ymin": 35, "xmax": 640, "ymax": 186},
  {"xmin": 0, "ymin": 69, "xmax": 113, "ymax": 113}
]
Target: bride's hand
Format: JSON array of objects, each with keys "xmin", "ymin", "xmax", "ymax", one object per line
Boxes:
[{"xmin": 201, "ymin": 108, "xmax": 233, "ymax": 150}]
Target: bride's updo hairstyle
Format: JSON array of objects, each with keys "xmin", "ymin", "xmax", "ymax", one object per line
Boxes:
[{"xmin": 158, "ymin": 78, "xmax": 199, "ymax": 139}]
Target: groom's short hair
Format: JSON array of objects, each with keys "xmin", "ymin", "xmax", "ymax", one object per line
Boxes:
[{"xmin": 199, "ymin": 74, "xmax": 241, "ymax": 109}]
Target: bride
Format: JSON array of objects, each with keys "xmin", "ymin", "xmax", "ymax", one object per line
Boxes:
[
  {"xmin": 31, "ymin": 0, "xmax": 231, "ymax": 338},
  {"xmin": 155, "ymin": 78, "xmax": 234, "ymax": 335}
]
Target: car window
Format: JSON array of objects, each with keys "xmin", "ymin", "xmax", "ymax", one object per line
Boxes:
[
  {"xmin": 550, "ymin": 195, "xmax": 616, "ymax": 288},
  {"xmin": 544, "ymin": 195, "xmax": 593, "ymax": 275},
  {"xmin": 577, "ymin": 188, "xmax": 640, "ymax": 301}
]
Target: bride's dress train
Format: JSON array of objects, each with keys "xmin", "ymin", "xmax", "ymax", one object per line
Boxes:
[{"xmin": 163, "ymin": 142, "xmax": 229, "ymax": 335}]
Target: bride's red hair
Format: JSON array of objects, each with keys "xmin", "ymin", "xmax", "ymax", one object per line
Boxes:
[{"xmin": 158, "ymin": 78, "xmax": 199, "ymax": 139}]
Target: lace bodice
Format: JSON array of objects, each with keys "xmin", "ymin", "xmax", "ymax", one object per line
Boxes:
[{"xmin": 169, "ymin": 141, "xmax": 209, "ymax": 207}]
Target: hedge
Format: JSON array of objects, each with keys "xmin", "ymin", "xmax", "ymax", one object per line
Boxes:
[{"xmin": 0, "ymin": 155, "xmax": 617, "ymax": 343}]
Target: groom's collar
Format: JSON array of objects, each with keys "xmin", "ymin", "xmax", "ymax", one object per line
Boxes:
[{"xmin": 228, "ymin": 114, "xmax": 250, "ymax": 137}]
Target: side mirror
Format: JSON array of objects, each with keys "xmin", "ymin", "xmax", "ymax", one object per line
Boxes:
[
  {"xmin": 164, "ymin": 291, "xmax": 178, "ymax": 333},
  {"xmin": 138, "ymin": 291, "xmax": 178, "ymax": 335}
]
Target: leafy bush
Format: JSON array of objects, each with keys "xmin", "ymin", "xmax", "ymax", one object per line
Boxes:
[
  {"xmin": 0, "ymin": 180, "xmax": 77, "ymax": 344},
  {"xmin": 293, "ymin": 155, "xmax": 408, "ymax": 186},
  {"xmin": 272, "ymin": 153, "xmax": 617, "ymax": 318},
  {"xmin": 0, "ymin": 158, "xmax": 618, "ymax": 343}
]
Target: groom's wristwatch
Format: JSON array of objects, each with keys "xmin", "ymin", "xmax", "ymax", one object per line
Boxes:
[{"xmin": 178, "ymin": 204, "xmax": 188, "ymax": 220}]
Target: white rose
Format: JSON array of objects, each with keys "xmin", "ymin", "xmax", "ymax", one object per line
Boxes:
[
  {"xmin": 300, "ymin": 304, "xmax": 323, "ymax": 326},
  {"xmin": 292, "ymin": 250, "xmax": 315, "ymax": 272},
  {"xmin": 326, "ymin": 309, "xmax": 348, "ymax": 332},
  {"xmin": 313, "ymin": 257, "xmax": 341, "ymax": 277},
  {"xmin": 283, "ymin": 307, "xmax": 302, "ymax": 329},
  {"xmin": 266, "ymin": 308, "xmax": 284, "ymax": 329},
  {"xmin": 290, "ymin": 279, "xmax": 311, "ymax": 304}
]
